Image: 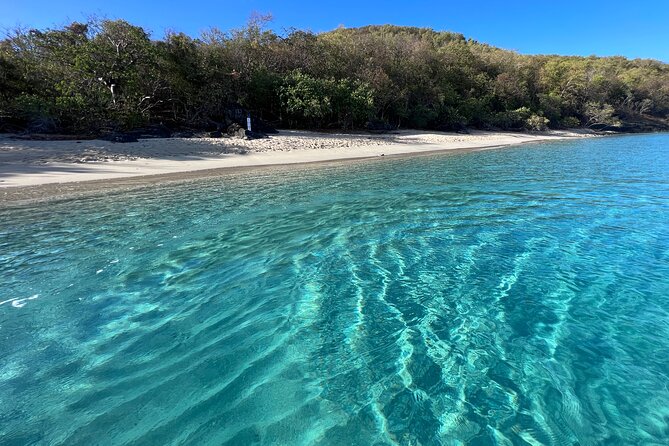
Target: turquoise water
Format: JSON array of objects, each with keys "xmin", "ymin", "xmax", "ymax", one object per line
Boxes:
[{"xmin": 1, "ymin": 135, "xmax": 669, "ymax": 445}]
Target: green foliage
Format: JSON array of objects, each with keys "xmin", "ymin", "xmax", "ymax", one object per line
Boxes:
[
  {"xmin": 280, "ymin": 71, "xmax": 332, "ymax": 123},
  {"xmin": 13, "ymin": 94, "xmax": 52, "ymax": 119},
  {"xmin": 280, "ymin": 71, "xmax": 373, "ymax": 129},
  {"xmin": 1, "ymin": 20, "xmax": 668, "ymax": 133},
  {"xmin": 584, "ymin": 102, "xmax": 622, "ymax": 128},
  {"xmin": 560, "ymin": 116, "xmax": 582, "ymax": 128},
  {"xmin": 492, "ymin": 107, "xmax": 532, "ymax": 129},
  {"xmin": 525, "ymin": 114, "xmax": 550, "ymax": 131}
]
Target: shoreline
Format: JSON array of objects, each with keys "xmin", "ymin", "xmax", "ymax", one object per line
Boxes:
[{"xmin": 0, "ymin": 129, "xmax": 594, "ymax": 206}]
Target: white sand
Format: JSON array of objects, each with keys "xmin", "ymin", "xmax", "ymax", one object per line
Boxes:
[{"xmin": 0, "ymin": 129, "xmax": 592, "ymax": 188}]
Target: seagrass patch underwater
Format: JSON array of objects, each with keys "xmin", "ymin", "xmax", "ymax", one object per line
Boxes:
[{"xmin": 1, "ymin": 134, "xmax": 669, "ymax": 445}]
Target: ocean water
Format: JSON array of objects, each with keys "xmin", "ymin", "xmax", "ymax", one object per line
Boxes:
[{"xmin": 1, "ymin": 134, "xmax": 669, "ymax": 445}]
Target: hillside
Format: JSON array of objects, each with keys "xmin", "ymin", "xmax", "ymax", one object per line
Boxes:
[{"xmin": 1, "ymin": 20, "xmax": 668, "ymax": 135}]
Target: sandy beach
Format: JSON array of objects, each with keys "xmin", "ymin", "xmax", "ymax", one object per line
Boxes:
[{"xmin": 0, "ymin": 129, "xmax": 592, "ymax": 202}]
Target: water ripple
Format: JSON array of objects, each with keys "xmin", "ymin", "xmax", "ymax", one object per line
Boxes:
[{"xmin": 1, "ymin": 135, "xmax": 669, "ymax": 445}]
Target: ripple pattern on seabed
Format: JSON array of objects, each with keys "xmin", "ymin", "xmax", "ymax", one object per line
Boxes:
[{"xmin": 1, "ymin": 134, "xmax": 669, "ymax": 445}]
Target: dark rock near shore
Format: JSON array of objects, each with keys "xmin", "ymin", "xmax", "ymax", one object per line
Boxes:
[
  {"xmin": 245, "ymin": 130, "xmax": 268, "ymax": 139},
  {"xmin": 251, "ymin": 118, "xmax": 278, "ymax": 134},
  {"xmin": 227, "ymin": 123, "xmax": 246, "ymax": 139},
  {"xmin": 603, "ymin": 120, "xmax": 669, "ymax": 133},
  {"xmin": 208, "ymin": 130, "xmax": 223, "ymax": 138},
  {"xmin": 225, "ymin": 123, "xmax": 268, "ymax": 139},
  {"xmin": 590, "ymin": 123, "xmax": 668, "ymax": 133}
]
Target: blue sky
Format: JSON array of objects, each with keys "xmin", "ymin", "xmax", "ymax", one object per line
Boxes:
[{"xmin": 2, "ymin": 0, "xmax": 668, "ymax": 61}]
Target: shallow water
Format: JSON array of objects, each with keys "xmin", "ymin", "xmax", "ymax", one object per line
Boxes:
[{"xmin": 1, "ymin": 135, "xmax": 669, "ymax": 445}]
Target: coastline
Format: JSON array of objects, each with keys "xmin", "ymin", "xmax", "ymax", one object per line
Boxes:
[{"xmin": 0, "ymin": 129, "xmax": 593, "ymax": 206}]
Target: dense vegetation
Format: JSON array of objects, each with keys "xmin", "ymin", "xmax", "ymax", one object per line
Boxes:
[{"xmin": 1, "ymin": 17, "xmax": 668, "ymax": 134}]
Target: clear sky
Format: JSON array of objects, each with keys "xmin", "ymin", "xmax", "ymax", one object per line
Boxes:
[{"xmin": 2, "ymin": 0, "xmax": 668, "ymax": 62}]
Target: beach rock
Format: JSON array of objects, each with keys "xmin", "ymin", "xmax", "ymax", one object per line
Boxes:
[
  {"xmin": 204, "ymin": 117, "xmax": 225, "ymax": 132},
  {"xmin": 251, "ymin": 118, "xmax": 279, "ymax": 134},
  {"xmin": 227, "ymin": 123, "xmax": 246, "ymax": 139},
  {"xmin": 592, "ymin": 118, "xmax": 669, "ymax": 133},
  {"xmin": 222, "ymin": 103, "xmax": 278, "ymax": 134},
  {"xmin": 245, "ymin": 130, "xmax": 268, "ymax": 139}
]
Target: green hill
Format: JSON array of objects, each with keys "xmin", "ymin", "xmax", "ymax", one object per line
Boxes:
[{"xmin": 1, "ymin": 19, "xmax": 668, "ymax": 134}]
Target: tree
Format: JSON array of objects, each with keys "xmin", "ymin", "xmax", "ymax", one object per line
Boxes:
[
  {"xmin": 279, "ymin": 70, "xmax": 373, "ymax": 129},
  {"xmin": 584, "ymin": 102, "xmax": 621, "ymax": 128},
  {"xmin": 2, "ymin": 21, "xmax": 669, "ymax": 134}
]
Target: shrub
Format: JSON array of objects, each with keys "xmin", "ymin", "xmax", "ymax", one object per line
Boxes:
[
  {"xmin": 525, "ymin": 114, "xmax": 549, "ymax": 131},
  {"xmin": 560, "ymin": 116, "xmax": 581, "ymax": 128},
  {"xmin": 280, "ymin": 70, "xmax": 373, "ymax": 129}
]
